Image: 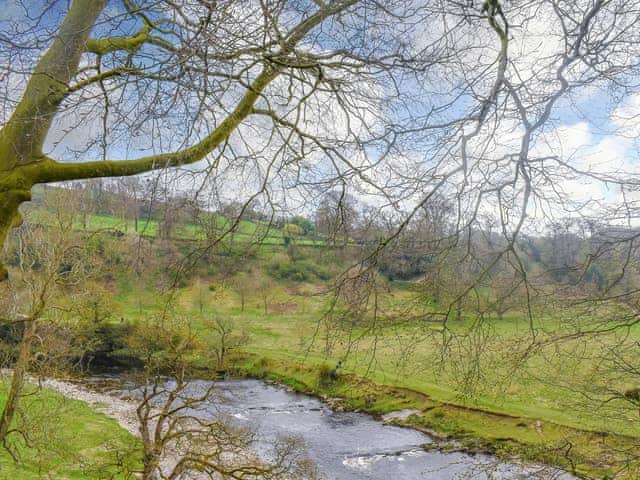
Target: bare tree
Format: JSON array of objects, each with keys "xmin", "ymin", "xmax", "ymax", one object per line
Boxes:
[
  {"xmin": 0, "ymin": 0, "xmax": 382, "ymax": 279},
  {"xmin": 127, "ymin": 319, "xmax": 316, "ymax": 480},
  {"xmin": 0, "ymin": 189, "xmax": 88, "ymax": 445},
  {"xmin": 207, "ymin": 315, "xmax": 248, "ymax": 372},
  {"xmin": 230, "ymin": 272, "xmax": 253, "ymax": 313},
  {"xmin": 115, "ymin": 176, "xmax": 144, "ymax": 233}
]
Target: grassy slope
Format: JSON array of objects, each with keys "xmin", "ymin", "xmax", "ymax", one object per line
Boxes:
[
  {"xmin": 14, "ymin": 198, "xmax": 640, "ymax": 477},
  {"xmin": 67, "ymin": 212, "xmax": 324, "ymax": 246},
  {"xmin": 0, "ymin": 381, "xmax": 139, "ymax": 479}
]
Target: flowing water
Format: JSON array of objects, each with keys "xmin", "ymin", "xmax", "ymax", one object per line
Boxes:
[{"xmin": 89, "ymin": 376, "xmax": 573, "ymax": 480}]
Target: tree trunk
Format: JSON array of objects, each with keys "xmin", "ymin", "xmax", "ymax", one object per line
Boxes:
[
  {"xmin": 0, "ymin": 190, "xmax": 31, "ymax": 280},
  {"xmin": 0, "ymin": 320, "xmax": 37, "ymax": 442},
  {"xmin": 217, "ymin": 336, "xmax": 226, "ymax": 370},
  {"xmin": 142, "ymin": 446, "xmax": 162, "ymax": 480},
  {"xmin": 433, "ymin": 268, "xmax": 441, "ymax": 304}
]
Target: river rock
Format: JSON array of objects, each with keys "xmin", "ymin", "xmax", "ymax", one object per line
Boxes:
[{"xmin": 381, "ymin": 409, "xmax": 422, "ymax": 424}]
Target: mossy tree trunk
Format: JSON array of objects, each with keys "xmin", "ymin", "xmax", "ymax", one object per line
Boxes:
[
  {"xmin": 0, "ymin": 320, "xmax": 37, "ymax": 442},
  {"xmin": 0, "ymin": 190, "xmax": 30, "ymax": 280},
  {"xmin": 0, "ymin": 0, "xmax": 107, "ymax": 277},
  {"xmin": 0, "ymin": 0, "xmax": 352, "ymax": 279}
]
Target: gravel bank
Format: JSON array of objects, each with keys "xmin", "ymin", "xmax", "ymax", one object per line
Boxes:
[{"xmin": 41, "ymin": 377, "xmax": 140, "ymax": 436}]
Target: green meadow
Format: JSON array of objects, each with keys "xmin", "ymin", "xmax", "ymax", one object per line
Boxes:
[
  {"xmin": 0, "ymin": 382, "xmax": 139, "ymax": 479},
  {"xmin": 3, "ymin": 206, "xmax": 639, "ymax": 479}
]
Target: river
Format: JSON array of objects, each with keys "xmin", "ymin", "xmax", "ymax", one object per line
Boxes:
[{"xmin": 63, "ymin": 376, "xmax": 573, "ymax": 480}]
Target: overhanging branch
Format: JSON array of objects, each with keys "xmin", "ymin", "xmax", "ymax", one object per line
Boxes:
[
  {"xmin": 30, "ymin": 66, "xmax": 280, "ymax": 183},
  {"xmin": 85, "ymin": 25, "xmax": 151, "ymax": 54}
]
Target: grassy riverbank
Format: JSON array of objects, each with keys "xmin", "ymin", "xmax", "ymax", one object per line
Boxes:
[
  {"xmin": 236, "ymin": 355, "xmax": 635, "ymax": 480},
  {"xmin": 0, "ymin": 380, "xmax": 139, "ymax": 479},
  {"xmin": 0, "ymin": 358, "xmax": 629, "ymax": 480}
]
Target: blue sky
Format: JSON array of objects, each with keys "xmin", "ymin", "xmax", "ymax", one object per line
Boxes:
[{"xmin": 1, "ymin": 0, "xmax": 639, "ymax": 225}]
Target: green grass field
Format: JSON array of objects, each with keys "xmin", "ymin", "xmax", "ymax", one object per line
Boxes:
[
  {"xmin": 57, "ymin": 211, "xmax": 326, "ymax": 246},
  {"xmin": 105, "ymin": 272, "xmax": 640, "ymax": 478},
  {"xmin": 0, "ymin": 380, "xmax": 139, "ymax": 479},
  {"xmin": 117, "ymin": 279, "xmax": 638, "ymax": 436},
  {"xmin": 3, "ymin": 261, "xmax": 638, "ymax": 478}
]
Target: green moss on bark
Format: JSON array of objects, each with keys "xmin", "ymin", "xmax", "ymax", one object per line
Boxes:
[{"xmin": 85, "ymin": 25, "xmax": 151, "ymax": 54}]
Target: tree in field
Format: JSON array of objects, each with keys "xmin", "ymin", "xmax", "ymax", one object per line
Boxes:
[
  {"xmin": 191, "ymin": 278, "xmax": 211, "ymax": 315},
  {"xmin": 206, "ymin": 315, "xmax": 248, "ymax": 371},
  {"xmin": 69, "ymin": 181, "xmax": 96, "ymax": 230},
  {"xmin": 0, "ymin": 190, "xmax": 89, "ymax": 445},
  {"xmin": 127, "ymin": 319, "xmax": 316, "ymax": 480},
  {"xmin": 230, "ymin": 272, "xmax": 254, "ymax": 313},
  {"xmin": 256, "ymin": 274, "xmax": 276, "ymax": 316},
  {"xmin": 114, "ymin": 176, "xmax": 144, "ymax": 233},
  {"xmin": 283, "ymin": 223, "xmax": 303, "ymax": 246},
  {"xmin": 282, "ymin": 222, "xmax": 303, "ymax": 259}
]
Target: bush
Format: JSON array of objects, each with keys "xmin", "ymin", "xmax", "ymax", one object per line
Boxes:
[
  {"xmin": 0, "ymin": 321, "xmax": 25, "ymax": 345},
  {"xmin": 431, "ymin": 409, "xmax": 445, "ymax": 419},
  {"xmin": 300, "ymin": 259, "xmax": 333, "ymax": 280},
  {"xmin": 266, "ymin": 256, "xmax": 334, "ymax": 282},
  {"xmin": 317, "ymin": 363, "xmax": 338, "ymax": 387},
  {"xmin": 82, "ymin": 321, "xmax": 143, "ymax": 368},
  {"xmin": 267, "ymin": 259, "xmax": 309, "ymax": 281}
]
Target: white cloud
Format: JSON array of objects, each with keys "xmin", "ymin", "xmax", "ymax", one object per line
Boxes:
[{"xmin": 611, "ymin": 93, "xmax": 640, "ymax": 138}]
